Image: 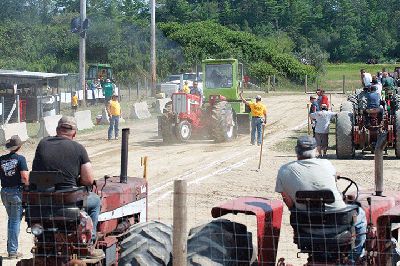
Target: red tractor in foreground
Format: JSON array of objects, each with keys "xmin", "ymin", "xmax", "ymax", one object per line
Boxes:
[
  {"xmin": 18, "ymin": 129, "xmax": 173, "ymax": 265},
  {"xmin": 185, "ymin": 134, "xmax": 400, "ymax": 265}
]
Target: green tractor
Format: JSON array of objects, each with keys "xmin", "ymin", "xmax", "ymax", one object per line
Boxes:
[
  {"xmin": 159, "ymin": 58, "xmax": 251, "ymax": 143},
  {"xmin": 87, "ymin": 63, "xmax": 113, "ymax": 86}
]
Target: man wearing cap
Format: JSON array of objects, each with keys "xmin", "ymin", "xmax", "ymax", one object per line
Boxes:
[
  {"xmin": 102, "ymin": 78, "xmax": 114, "ymax": 103},
  {"xmin": 275, "ymin": 136, "xmax": 366, "ymax": 261},
  {"xmin": 309, "ymin": 104, "xmax": 336, "ymax": 158},
  {"xmin": 0, "ymin": 135, "xmax": 29, "ymax": 259},
  {"xmin": 107, "ymin": 94, "xmax": 121, "ymax": 140},
  {"xmin": 32, "ymin": 116, "xmax": 103, "ymax": 259},
  {"xmin": 239, "ymin": 92, "xmax": 267, "ymax": 146}
]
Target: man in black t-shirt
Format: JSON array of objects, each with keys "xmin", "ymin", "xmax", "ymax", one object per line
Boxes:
[
  {"xmin": 0, "ymin": 135, "xmax": 29, "ymax": 259},
  {"xmin": 32, "ymin": 116, "xmax": 103, "ymax": 259}
]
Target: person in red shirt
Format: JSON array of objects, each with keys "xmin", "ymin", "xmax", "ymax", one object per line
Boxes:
[{"xmin": 316, "ymin": 89, "xmax": 330, "ymax": 109}]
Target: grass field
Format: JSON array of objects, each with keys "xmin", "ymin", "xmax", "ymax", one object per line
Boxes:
[{"xmin": 314, "ymin": 63, "xmax": 399, "ymax": 93}]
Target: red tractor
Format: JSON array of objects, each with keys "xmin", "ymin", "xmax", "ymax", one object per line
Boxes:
[
  {"xmin": 186, "ymin": 134, "xmax": 400, "ymax": 265},
  {"xmin": 18, "ymin": 129, "xmax": 173, "ymax": 265},
  {"xmin": 160, "ymin": 93, "xmax": 237, "ymax": 143},
  {"xmin": 159, "ymin": 59, "xmax": 251, "ymax": 143},
  {"xmin": 336, "ymin": 91, "xmax": 400, "ymax": 158}
]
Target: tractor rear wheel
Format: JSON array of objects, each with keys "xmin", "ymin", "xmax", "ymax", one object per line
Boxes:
[
  {"xmin": 119, "ymin": 221, "xmax": 173, "ymax": 266},
  {"xmin": 187, "ymin": 219, "xmax": 255, "ymax": 266},
  {"xmin": 176, "ymin": 120, "xmax": 192, "ymax": 142},
  {"xmin": 336, "ymin": 111, "xmax": 355, "ymax": 159},
  {"xmin": 395, "ymin": 110, "xmax": 400, "ymax": 158},
  {"xmin": 210, "ymin": 101, "xmax": 237, "ymax": 142}
]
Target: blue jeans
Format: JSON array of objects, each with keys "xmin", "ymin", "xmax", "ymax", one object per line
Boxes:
[
  {"xmin": 108, "ymin": 115, "xmax": 120, "ymax": 140},
  {"xmin": 1, "ymin": 187, "xmax": 23, "ymax": 254},
  {"xmin": 350, "ymin": 207, "xmax": 367, "ymax": 261},
  {"xmin": 251, "ymin": 117, "xmax": 263, "ymax": 144},
  {"xmin": 86, "ymin": 192, "xmax": 101, "ymax": 241}
]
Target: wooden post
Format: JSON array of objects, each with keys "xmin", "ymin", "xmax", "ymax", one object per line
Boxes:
[
  {"xmin": 329, "ymin": 93, "xmax": 332, "ymax": 111},
  {"xmin": 307, "ymin": 103, "xmax": 311, "ymax": 135},
  {"xmin": 342, "ymin": 75, "xmax": 346, "ymax": 94},
  {"xmin": 305, "ymin": 75, "xmax": 308, "ymax": 93},
  {"xmin": 141, "ymin": 156, "xmax": 148, "ymax": 179},
  {"xmin": 173, "ymin": 180, "xmax": 187, "ymax": 266},
  {"xmin": 137, "ymin": 81, "xmax": 140, "ymax": 98},
  {"xmin": 267, "ymin": 76, "xmax": 271, "ymax": 93}
]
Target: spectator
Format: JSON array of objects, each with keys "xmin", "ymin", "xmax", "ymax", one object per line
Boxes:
[
  {"xmin": 309, "ymin": 104, "xmax": 336, "ymax": 158},
  {"xmin": 182, "ymin": 81, "xmax": 190, "ymax": 94},
  {"xmin": 316, "ymin": 89, "xmax": 330, "ymax": 109},
  {"xmin": 371, "ymin": 76, "xmax": 382, "ymax": 98},
  {"xmin": 275, "ymin": 135, "xmax": 366, "ymax": 261},
  {"xmin": 309, "ymin": 95, "xmax": 319, "ymax": 137},
  {"xmin": 32, "ymin": 116, "xmax": 104, "ymax": 259},
  {"xmin": 360, "ymin": 69, "xmax": 372, "ymax": 87},
  {"xmin": 239, "ymin": 93, "xmax": 267, "ymax": 146},
  {"xmin": 381, "ymin": 72, "xmax": 396, "ymax": 94},
  {"xmin": 0, "ymin": 135, "xmax": 29, "ymax": 259},
  {"xmin": 71, "ymin": 92, "xmax": 78, "ymax": 113},
  {"xmin": 102, "ymin": 79, "xmax": 114, "ymax": 103},
  {"xmin": 107, "ymin": 94, "xmax": 121, "ymax": 141}
]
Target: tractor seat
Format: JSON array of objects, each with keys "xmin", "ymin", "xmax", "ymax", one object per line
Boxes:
[
  {"xmin": 366, "ymin": 108, "xmax": 381, "ymax": 114},
  {"xmin": 290, "ymin": 190, "xmax": 358, "ymax": 253}
]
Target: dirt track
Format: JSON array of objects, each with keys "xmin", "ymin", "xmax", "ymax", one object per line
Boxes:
[{"xmin": 1, "ymin": 93, "xmax": 399, "ymax": 264}]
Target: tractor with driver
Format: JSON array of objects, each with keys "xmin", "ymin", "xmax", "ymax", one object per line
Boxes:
[
  {"xmin": 336, "ymin": 87, "xmax": 400, "ymax": 158},
  {"xmin": 184, "ymin": 134, "xmax": 400, "ymax": 265},
  {"xmin": 159, "ymin": 58, "xmax": 251, "ymax": 143},
  {"xmin": 18, "ymin": 129, "xmax": 173, "ymax": 265}
]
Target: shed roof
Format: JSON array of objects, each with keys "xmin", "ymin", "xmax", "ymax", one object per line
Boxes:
[{"xmin": 0, "ymin": 70, "xmax": 68, "ymax": 79}]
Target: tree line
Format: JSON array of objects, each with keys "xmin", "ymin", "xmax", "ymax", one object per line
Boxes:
[{"xmin": 0, "ymin": 0, "xmax": 398, "ymax": 84}]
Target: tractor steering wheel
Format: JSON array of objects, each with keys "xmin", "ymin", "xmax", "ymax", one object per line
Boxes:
[{"xmin": 337, "ymin": 176, "xmax": 359, "ymax": 202}]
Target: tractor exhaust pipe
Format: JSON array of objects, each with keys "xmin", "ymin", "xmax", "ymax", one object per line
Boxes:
[
  {"xmin": 120, "ymin": 128, "xmax": 130, "ymax": 183},
  {"xmin": 374, "ymin": 132, "xmax": 387, "ymax": 196}
]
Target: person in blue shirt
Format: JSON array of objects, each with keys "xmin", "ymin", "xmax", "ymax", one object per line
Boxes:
[
  {"xmin": 366, "ymin": 86, "xmax": 383, "ymax": 124},
  {"xmin": 0, "ymin": 135, "xmax": 29, "ymax": 259},
  {"xmin": 309, "ymin": 95, "xmax": 319, "ymax": 137}
]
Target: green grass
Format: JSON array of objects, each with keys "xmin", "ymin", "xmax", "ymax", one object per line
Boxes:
[{"xmin": 312, "ymin": 63, "xmax": 399, "ymax": 93}]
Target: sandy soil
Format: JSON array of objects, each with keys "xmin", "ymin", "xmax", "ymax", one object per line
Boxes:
[{"xmin": 1, "ymin": 93, "xmax": 399, "ymax": 265}]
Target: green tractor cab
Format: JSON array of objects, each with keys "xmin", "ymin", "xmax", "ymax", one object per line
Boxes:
[
  {"xmin": 87, "ymin": 63, "xmax": 113, "ymax": 83},
  {"xmin": 203, "ymin": 58, "xmax": 250, "ymax": 133}
]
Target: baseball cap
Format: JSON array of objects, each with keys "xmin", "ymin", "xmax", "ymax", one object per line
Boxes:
[
  {"xmin": 255, "ymin": 95, "xmax": 262, "ymax": 100},
  {"xmin": 57, "ymin": 116, "xmax": 77, "ymax": 130},
  {"xmin": 310, "ymin": 95, "xmax": 316, "ymax": 99},
  {"xmin": 112, "ymin": 93, "xmax": 118, "ymax": 97},
  {"xmin": 5, "ymin": 135, "xmax": 24, "ymax": 151},
  {"xmin": 321, "ymin": 103, "xmax": 328, "ymax": 108},
  {"xmin": 296, "ymin": 136, "xmax": 316, "ymax": 152}
]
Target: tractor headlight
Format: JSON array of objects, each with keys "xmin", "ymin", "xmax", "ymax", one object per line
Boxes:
[{"xmin": 31, "ymin": 224, "xmax": 44, "ymax": 236}]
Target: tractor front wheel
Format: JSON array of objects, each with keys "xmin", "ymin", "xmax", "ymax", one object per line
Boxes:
[
  {"xmin": 210, "ymin": 101, "xmax": 237, "ymax": 142},
  {"xmin": 176, "ymin": 120, "xmax": 192, "ymax": 142}
]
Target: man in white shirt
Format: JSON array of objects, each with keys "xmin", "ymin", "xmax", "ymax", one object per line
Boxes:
[
  {"xmin": 360, "ymin": 69, "xmax": 372, "ymax": 87},
  {"xmin": 309, "ymin": 104, "xmax": 336, "ymax": 158}
]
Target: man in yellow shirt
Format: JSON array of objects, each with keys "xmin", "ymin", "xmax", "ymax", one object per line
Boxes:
[
  {"xmin": 239, "ymin": 93, "xmax": 267, "ymax": 145},
  {"xmin": 182, "ymin": 81, "xmax": 190, "ymax": 93},
  {"xmin": 71, "ymin": 92, "xmax": 78, "ymax": 113},
  {"xmin": 107, "ymin": 94, "xmax": 121, "ymax": 140}
]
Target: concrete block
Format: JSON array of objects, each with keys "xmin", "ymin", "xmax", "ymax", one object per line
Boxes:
[
  {"xmin": 0, "ymin": 122, "xmax": 29, "ymax": 145},
  {"xmin": 37, "ymin": 115, "xmax": 62, "ymax": 138},
  {"xmin": 75, "ymin": 110, "xmax": 94, "ymax": 130},
  {"xmin": 131, "ymin": 102, "xmax": 151, "ymax": 120},
  {"xmin": 155, "ymin": 98, "xmax": 172, "ymax": 114}
]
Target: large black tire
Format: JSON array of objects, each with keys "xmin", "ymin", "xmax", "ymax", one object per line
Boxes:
[
  {"xmin": 210, "ymin": 101, "xmax": 237, "ymax": 142},
  {"xmin": 336, "ymin": 111, "xmax": 355, "ymax": 159},
  {"xmin": 395, "ymin": 110, "xmax": 400, "ymax": 158},
  {"xmin": 187, "ymin": 219, "xmax": 255, "ymax": 266},
  {"xmin": 161, "ymin": 101, "xmax": 176, "ymax": 144},
  {"xmin": 176, "ymin": 120, "xmax": 192, "ymax": 142},
  {"xmin": 340, "ymin": 102, "xmax": 354, "ymax": 112},
  {"xmin": 119, "ymin": 221, "xmax": 172, "ymax": 266}
]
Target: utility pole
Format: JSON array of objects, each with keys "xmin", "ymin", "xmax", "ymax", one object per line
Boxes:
[
  {"xmin": 79, "ymin": 0, "xmax": 87, "ymax": 106},
  {"xmin": 150, "ymin": 0, "xmax": 156, "ymax": 96}
]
